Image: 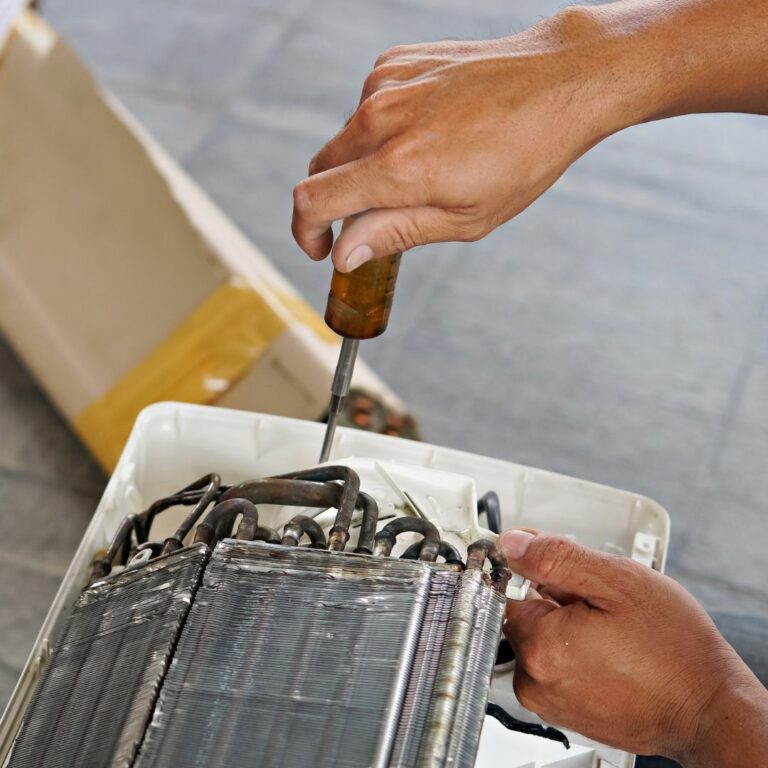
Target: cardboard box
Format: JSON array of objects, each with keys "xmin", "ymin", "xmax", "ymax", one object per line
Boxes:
[{"xmin": 0, "ymin": 10, "xmax": 405, "ymax": 470}]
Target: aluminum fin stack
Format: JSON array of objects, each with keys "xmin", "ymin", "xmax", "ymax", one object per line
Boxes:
[
  {"xmin": 8, "ymin": 545, "xmax": 209, "ymax": 768},
  {"xmin": 135, "ymin": 541, "xmax": 506, "ymax": 768},
  {"xmin": 6, "ymin": 465, "xmax": 510, "ymax": 768}
]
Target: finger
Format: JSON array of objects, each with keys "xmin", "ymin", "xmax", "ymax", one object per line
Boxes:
[
  {"xmin": 311, "ymin": 77, "xmax": 427, "ymax": 177},
  {"xmin": 539, "ymin": 585, "xmax": 581, "ymax": 606},
  {"xmin": 309, "ymin": 99, "xmax": 397, "ymax": 178},
  {"xmin": 512, "ymin": 665, "xmax": 543, "ymax": 715},
  {"xmin": 522, "ymin": 586, "xmax": 562, "ymax": 609},
  {"xmin": 499, "ymin": 530, "xmax": 630, "ymax": 608},
  {"xmin": 330, "ymin": 206, "xmax": 480, "ymax": 272},
  {"xmin": 309, "ymin": 123, "xmax": 382, "ymax": 178},
  {"xmin": 504, "ymin": 595, "xmax": 558, "ymax": 649},
  {"xmin": 292, "ymin": 155, "xmax": 426, "ymax": 261}
]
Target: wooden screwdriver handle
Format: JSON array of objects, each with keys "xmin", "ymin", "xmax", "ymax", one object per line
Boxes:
[{"xmin": 324, "ymin": 253, "xmax": 402, "ymax": 340}]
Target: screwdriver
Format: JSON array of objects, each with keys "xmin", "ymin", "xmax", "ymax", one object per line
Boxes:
[{"xmin": 319, "ymin": 253, "xmax": 402, "ymax": 462}]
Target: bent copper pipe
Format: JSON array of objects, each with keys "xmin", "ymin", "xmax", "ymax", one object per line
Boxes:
[
  {"xmin": 354, "ymin": 492, "xmax": 379, "ymax": 555},
  {"xmin": 232, "ymin": 505, "xmax": 280, "ymax": 542},
  {"xmin": 88, "ymin": 513, "xmax": 146, "ymax": 584},
  {"xmin": 373, "ymin": 517, "xmax": 441, "ymax": 562},
  {"xmin": 220, "ymin": 478, "xmax": 343, "ymax": 511},
  {"xmin": 466, "ymin": 539, "xmax": 513, "ymax": 592},
  {"xmin": 142, "ymin": 491, "xmax": 201, "ymax": 537},
  {"xmin": 142, "ymin": 473, "xmax": 227, "ymax": 538},
  {"xmin": 401, "ymin": 540, "xmax": 464, "ymax": 567},
  {"xmin": 193, "ymin": 498, "xmax": 259, "ymax": 547},
  {"xmin": 162, "ymin": 473, "xmax": 222, "ymax": 554},
  {"xmin": 250, "ymin": 525, "xmax": 281, "ymax": 544},
  {"xmin": 281, "ymin": 515, "xmax": 327, "ymax": 549},
  {"xmin": 274, "ymin": 466, "xmax": 360, "ymax": 552}
]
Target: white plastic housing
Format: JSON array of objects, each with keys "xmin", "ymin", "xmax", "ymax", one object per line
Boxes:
[{"xmin": 0, "ymin": 403, "xmax": 670, "ymax": 768}]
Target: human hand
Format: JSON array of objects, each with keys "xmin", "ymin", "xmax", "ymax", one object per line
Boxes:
[
  {"xmin": 500, "ymin": 530, "xmax": 768, "ymax": 766},
  {"xmin": 292, "ymin": 7, "xmax": 639, "ymax": 271}
]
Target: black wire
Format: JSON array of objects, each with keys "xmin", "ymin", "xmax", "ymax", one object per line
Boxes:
[
  {"xmin": 477, "ymin": 490, "xmax": 502, "ymax": 534},
  {"xmin": 485, "ymin": 702, "xmax": 570, "ymax": 749}
]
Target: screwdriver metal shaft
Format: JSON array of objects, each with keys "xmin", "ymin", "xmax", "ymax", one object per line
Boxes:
[
  {"xmin": 319, "ymin": 254, "xmax": 402, "ymax": 463},
  {"xmin": 319, "ymin": 338, "xmax": 359, "ymax": 462}
]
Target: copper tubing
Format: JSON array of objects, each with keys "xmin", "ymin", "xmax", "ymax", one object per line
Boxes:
[
  {"xmin": 220, "ymin": 478, "xmax": 342, "ymax": 511},
  {"xmin": 193, "ymin": 498, "xmax": 259, "ymax": 548},
  {"xmin": 162, "ymin": 473, "xmax": 222, "ymax": 554},
  {"xmin": 373, "ymin": 517, "xmax": 441, "ymax": 562},
  {"xmin": 353, "ymin": 492, "xmax": 379, "ymax": 555},
  {"xmin": 250, "ymin": 526, "xmax": 282, "ymax": 544},
  {"xmin": 88, "ymin": 513, "xmax": 146, "ymax": 584},
  {"xmin": 466, "ymin": 539, "xmax": 513, "ymax": 592},
  {"xmin": 281, "ymin": 515, "xmax": 327, "ymax": 549},
  {"xmin": 235, "ymin": 511, "xmax": 280, "ymax": 544},
  {"xmin": 400, "ymin": 540, "xmax": 464, "ymax": 567},
  {"xmin": 214, "ymin": 515, "xmax": 235, "ymax": 543},
  {"xmin": 139, "ymin": 491, "xmax": 200, "ymax": 540},
  {"xmin": 234, "ymin": 509, "xmax": 280, "ymax": 543},
  {"xmin": 141, "ymin": 473, "xmax": 226, "ymax": 539},
  {"xmin": 273, "ymin": 466, "xmax": 361, "ymax": 552}
]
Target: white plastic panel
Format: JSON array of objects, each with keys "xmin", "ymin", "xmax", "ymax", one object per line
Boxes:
[
  {"xmin": 476, "ymin": 717, "xmax": 596, "ymax": 767},
  {"xmin": 1, "ymin": 402, "xmax": 668, "ymax": 768}
]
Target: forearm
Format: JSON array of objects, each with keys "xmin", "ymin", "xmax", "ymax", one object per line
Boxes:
[
  {"xmin": 292, "ymin": 0, "xmax": 767, "ymax": 263},
  {"xmin": 586, "ymin": 0, "xmax": 768, "ymax": 129}
]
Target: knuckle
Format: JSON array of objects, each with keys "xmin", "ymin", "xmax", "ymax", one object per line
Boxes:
[
  {"xmin": 453, "ymin": 215, "xmax": 486, "ymax": 243},
  {"xmin": 534, "ymin": 537, "xmax": 576, "ymax": 584},
  {"xmin": 513, "ymin": 674, "xmax": 538, "ymax": 713},
  {"xmin": 364, "ymin": 91, "xmax": 384, "ymax": 114},
  {"xmin": 290, "ymin": 216, "xmax": 303, "ymax": 244},
  {"xmin": 290, "ymin": 214, "xmax": 310, "ymax": 251},
  {"xmin": 502, "ymin": 614, "xmax": 524, "ymax": 647},
  {"xmin": 387, "ymin": 217, "xmax": 421, "ymax": 253},
  {"xmin": 355, "ymin": 97, "xmax": 379, "ymax": 130},
  {"xmin": 461, "ymin": 230, "xmax": 485, "ymax": 244},
  {"xmin": 368, "ymin": 62, "xmax": 412, "ymax": 90},
  {"xmin": 518, "ymin": 641, "xmax": 553, "ymax": 683},
  {"xmin": 292, "ymin": 180, "xmax": 312, "ymax": 213},
  {"xmin": 366, "ymin": 88, "xmax": 393, "ymax": 112},
  {"xmin": 374, "ymin": 44, "xmax": 408, "ymax": 68},
  {"xmin": 362, "ymin": 69, "xmax": 387, "ymax": 98}
]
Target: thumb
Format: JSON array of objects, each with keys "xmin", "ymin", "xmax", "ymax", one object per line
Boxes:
[
  {"xmin": 500, "ymin": 530, "xmax": 628, "ymax": 608},
  {"xmin": 331, "ymin": 206, "xmax": 474, "ymax": 272}
]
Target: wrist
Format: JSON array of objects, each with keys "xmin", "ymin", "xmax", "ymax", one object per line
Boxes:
[
  {"xmin": 547, "ymin": 3, "xmax": 684, "ymax": 134},
  {"xmin": 517, "ymin": 4, "xmax": 675, "ymax": 144},
  {"xmin": 677, "ymin": 672, "xmax": 768, "ymax": 767}
]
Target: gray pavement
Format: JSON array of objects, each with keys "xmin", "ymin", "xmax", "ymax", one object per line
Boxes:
[{"xmin": 1, "ymin": 0, "xmax": 767, "ymax": 709}]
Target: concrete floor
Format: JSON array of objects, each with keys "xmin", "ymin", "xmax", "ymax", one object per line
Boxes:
[{"xmin": 1, "ymin": 0, "xmax": 767, "ymax": 710}]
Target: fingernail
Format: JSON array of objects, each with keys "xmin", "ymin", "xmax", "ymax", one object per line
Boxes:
[
  {"xmin": 500, "ymin": 530, "xmax": 535, "ymax": 560},
  {"xmin": 344, "ymin": 244, "xmax": 374, "ymax": 272}
]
